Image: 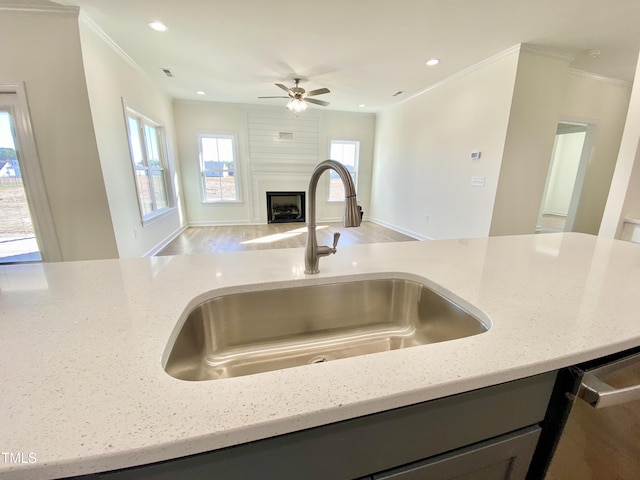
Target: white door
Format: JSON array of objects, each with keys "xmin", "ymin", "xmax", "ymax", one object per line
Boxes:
[{"xmin": 0, "ymin": 86, "xmax": 60, "ymax": 262}]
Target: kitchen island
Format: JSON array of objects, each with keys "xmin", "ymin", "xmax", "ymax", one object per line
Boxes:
[{"xmin": 1, "ymin": 233, "xmax": 639, "ymax": 479}]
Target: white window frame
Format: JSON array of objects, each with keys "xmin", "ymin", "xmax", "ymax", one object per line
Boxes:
[
  {"xmin": 328, "ymin": 139, "xmax": 359, "ymax": 202},
  {"xmin": 198, "ymin": 133, "xmax": 241, "ymax": 203},
  {"xmin": 124, "ymin": 106, "xmax": 173, "ymax": 223}
]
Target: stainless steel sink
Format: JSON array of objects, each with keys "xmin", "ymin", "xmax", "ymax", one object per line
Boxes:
[{"xmin": 164, "ymin": 277, "xmax": 489, "ymax": 381}]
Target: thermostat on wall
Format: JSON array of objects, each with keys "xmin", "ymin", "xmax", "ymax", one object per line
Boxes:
[{"xmin": 471, "ymin": 151, "xmax": 481, "ymax": 159}]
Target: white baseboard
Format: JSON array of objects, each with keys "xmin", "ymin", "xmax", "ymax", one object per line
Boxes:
[
  {"xmin": 188, "ymin": 217, "xmax": 360, "ymax": 227},
  {"xmin": 148, "ymin": 218, "xmax": 427, "ymax": 256},
  {"xmin": 188, "ymin": 220, "xmax": 258, "ymax": 227},
  {"xmin": 368, "ymin": 217, "xmax": 432, "ymax": 241},
  {"xmin": 317, "ymin": 216, "xmax": 344, "ymax": 223},
  {"xmin": 144, "ymin": 225, "xmax": 188, "ymax": 257}
]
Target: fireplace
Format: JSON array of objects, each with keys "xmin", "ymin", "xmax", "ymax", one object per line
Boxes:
[{"xmin": 266, "ymin": 191, "xmax": 306, "ymax": 224}]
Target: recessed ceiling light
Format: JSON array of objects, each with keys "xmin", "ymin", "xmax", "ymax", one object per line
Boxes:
[
  {"xmin": 426, "ymin": 58, "xmax": 440, "ymax": 66},
  {"xmin": 358, "ymin": 104, "xmax": 366, "ymax": 108},
  {"xmin": 196, "ymin": 91, "xmax": 206, "ymax": 95},
  {"xmin": 148, "ymin": 21, "xmax": 168, "ymax": 32}
]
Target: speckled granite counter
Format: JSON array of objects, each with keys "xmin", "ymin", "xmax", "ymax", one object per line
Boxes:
[{"xmin": 1, "ymin": 233, "xmax": 640, "ymax": 479}]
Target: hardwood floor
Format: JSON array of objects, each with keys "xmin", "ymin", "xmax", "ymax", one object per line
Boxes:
[
  {"xmin": 547, "ymin": 401, "xmax": 640, "ymax": 479},
  {"xmin": 546, "ymin": 363, "xmax": 640, "ymax": 480},
  {"xmin": 156, "ymin": 221, "xmax": 417, "ymax": 256}
]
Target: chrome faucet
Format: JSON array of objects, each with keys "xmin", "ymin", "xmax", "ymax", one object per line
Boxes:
[{"xmin": 305, "ymin": 159, "xmax": 361, "ymax": 274}]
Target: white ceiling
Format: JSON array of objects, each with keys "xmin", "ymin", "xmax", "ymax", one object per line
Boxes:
[{"xmin": 54, "ymin": 0, "xmax": 640, "ymax": 113}]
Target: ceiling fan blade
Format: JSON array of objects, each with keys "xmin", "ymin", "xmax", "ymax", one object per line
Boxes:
[
  {"xmin": 258, "ymin": 96, "xmax": 290, "ymax": 99},
  {"xmin": 305, "ymin": 87, "xmax": 330, "ymax": 97},
  {"xmin": 305, "ymin": 98, "xmax": 330, "ymax": 107},
  {"xmin": 275, "ymin": 83, "xmax": 292, "ymax": 93}
]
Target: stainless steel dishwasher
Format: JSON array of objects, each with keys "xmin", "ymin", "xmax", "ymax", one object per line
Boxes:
[{"xmin": 545, "ymin": 348, "xmax": 640, "ymax": 479}]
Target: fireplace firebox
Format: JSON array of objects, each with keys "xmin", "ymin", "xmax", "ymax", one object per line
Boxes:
[{"xmin": 266, "ymin": 191, "xmax": 306, "ymax": 224}]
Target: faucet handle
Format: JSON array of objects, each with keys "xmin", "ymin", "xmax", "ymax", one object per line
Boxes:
[
  {"xmin": 332, "ymin": 232, "xmax": 341, "ymax": 251},
  {"xmin": 316, "ymin": 232, "xmax": 341, "ymax": 258}
]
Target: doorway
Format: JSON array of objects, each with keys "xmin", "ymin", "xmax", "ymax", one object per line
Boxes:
[
  {"xmin": 537, "ymin": 122, "xmax": 595, "ymax": 233},
  {"xmin": 0, "ymin": 106, "xmax": 41, "ymax": 262},
  {"xmin": 0, "ymin": 86, "xmax": 60, "ymax": 263}
]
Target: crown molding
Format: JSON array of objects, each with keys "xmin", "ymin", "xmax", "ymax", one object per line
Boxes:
[
  {"xmin": 395, "ymin": 44, "xmax": 521, "ymax": 108},
  {"xmin": 520, "ymin": 43, "xmax": 576, "ymax": 63},
  {"xmin": 0, "ymin": 3, "xmax": 79, "ymax": 17},
  {"xmin": 78, "ymin": 11, "xmax": 147, "ymax": 78},
  {"xmin": 568, "ymin": 68, "xmax": 631, "ymax": 88},
  {"xmin": 384, "ymin": 43, "xmax": 624, "ymax": 112}
]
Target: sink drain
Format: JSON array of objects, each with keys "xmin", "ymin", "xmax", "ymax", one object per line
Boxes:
[{"xmin": 309, "ymin": 355, "xmax": 330, "ymax": 364}]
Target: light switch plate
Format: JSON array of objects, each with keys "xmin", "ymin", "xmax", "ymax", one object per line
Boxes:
[{"xmin": 471, "ymin": 176, "xmax": 485, "ymax": 187}]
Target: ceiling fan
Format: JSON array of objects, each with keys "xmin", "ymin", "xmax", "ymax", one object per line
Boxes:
[{"xmin": 258, "ymin": 78, "xmax": 330, "ymax": 113}]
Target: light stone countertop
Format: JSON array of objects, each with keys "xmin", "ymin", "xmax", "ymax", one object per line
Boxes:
[{"xmin": 1, "ymin": 233, "xmax": 640, "ymax": 479}]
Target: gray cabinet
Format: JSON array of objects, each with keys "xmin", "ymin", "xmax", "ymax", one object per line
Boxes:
[
  {"xmin": 372, "ymin": 426, "xmax": 540, "ymax": 480},
  {"xmin": 88, "ymin": 372, "xmax": 556, "ymax": 480}
]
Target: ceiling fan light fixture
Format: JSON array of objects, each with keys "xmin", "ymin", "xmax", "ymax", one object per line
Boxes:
[
  {"xmin": 260, "ymin": 79, "xmax": 329, "ymax": 111},
  {"xmin": 287, "ymin": 98, "xmax": 307, "ymax": 113}
]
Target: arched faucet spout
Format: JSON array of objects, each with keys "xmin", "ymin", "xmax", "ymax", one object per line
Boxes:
[{"xmin": 305, "ymin": 160, "xmax": 361, "ymax": 274}]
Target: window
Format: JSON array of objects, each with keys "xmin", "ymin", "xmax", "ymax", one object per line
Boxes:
[
  {"xmin": 125, "ymin": 109, "xmax": 171, "ymax": 220},
  {"xmin": 198, "ymin": 134, "xmax": 239, "ymax": 202},
  {"xmin": 328, "ymin": 140, "xmax": 359, "ymax": 201}
]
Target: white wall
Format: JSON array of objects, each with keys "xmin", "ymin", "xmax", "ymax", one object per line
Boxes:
[
  {"xmin": 371, "ymin": 45, "xmax": 629, "ymax": 239},
  {"xmin": 560, "ymin": 71, "xmax": 631, "ymax": 234},
  {"xmin": 173, "ymin": 101, "xmax": 375, "ymax": 226},
  {"xmin": 0, "ymin": 4, "xmax": 118, "ymax": 260},
  {"xmin": 600, "ymin": 50, "xmax": 640, "ymax": 238},
  {"xmin": 370, "ymin": 48, "xmax": 520, "ymax": 240},
  {"xmin": 78, "ymin": 20, "xmax": 184, "ymax": 257},
  {"xmin": 490, "ymin": 48, "xmax": 571, "ymax": 236}
]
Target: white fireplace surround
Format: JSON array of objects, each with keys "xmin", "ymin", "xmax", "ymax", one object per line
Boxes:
[
  {"xmin": 247, "ymin": 109, "xmax": 322, "ymax": 224},
  {"xmin": 250, "ymin": 162, "xmax": 314, "ymax": 224}
]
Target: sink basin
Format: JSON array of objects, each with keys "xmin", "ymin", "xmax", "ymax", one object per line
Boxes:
[{"xmin": 164, "ymin": 277, "xmax": 489, "ymax": 381}]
